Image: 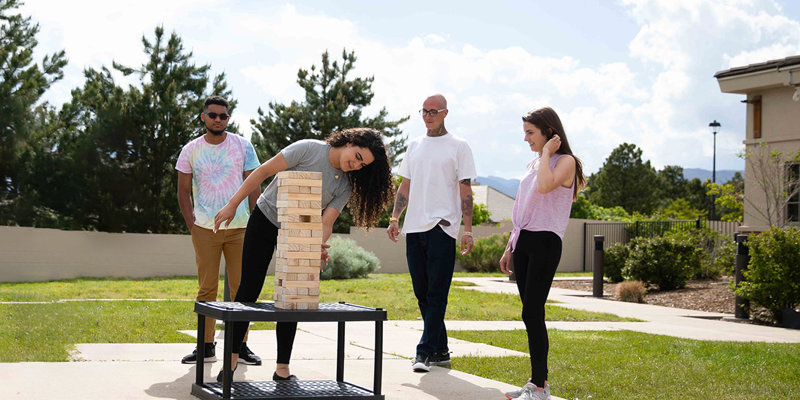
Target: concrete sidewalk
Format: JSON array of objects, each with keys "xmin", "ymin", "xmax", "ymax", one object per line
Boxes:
[
  {"xmin": 455, "ymin": 277, "xmax": 800, "ymax": 343},
  {"xmin": 5, "ymin": 276, "xmax": 799, "ymax": 400}
]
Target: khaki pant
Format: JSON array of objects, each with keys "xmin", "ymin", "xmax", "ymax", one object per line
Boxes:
[{"xmin": 190, "ymin": 225, "xmax": 249, "ymax": 343}]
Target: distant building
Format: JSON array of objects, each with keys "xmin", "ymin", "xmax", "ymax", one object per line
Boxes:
[
  {"xmin": 472, "ymin": 184, "xmax": 515, "ymax": 223},
  {"xmin": 715, "ymin": 55, "xmax": 800, "ymax": 231}
]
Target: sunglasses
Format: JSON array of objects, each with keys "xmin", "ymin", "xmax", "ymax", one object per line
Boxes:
[{"xmin": 204, "ymin": 112, "xmax": 229, "ymax": 121}]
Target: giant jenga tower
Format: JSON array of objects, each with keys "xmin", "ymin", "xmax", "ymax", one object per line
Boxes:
[{"xmin": 274, "ymin": 171, "xmax": 323, "ymax": 310}]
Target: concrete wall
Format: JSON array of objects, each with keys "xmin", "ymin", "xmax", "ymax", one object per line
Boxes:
[{"xmin": 0, "ymin": 219, "xmax": 588, "ymax": 282}]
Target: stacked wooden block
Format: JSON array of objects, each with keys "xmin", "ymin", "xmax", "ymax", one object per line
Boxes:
[{"xmin": 274, "ymin": 171, "xmax": 323, "ymax": 310}]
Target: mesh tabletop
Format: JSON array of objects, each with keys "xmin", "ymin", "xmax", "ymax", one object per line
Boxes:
[
  {"xmin": 196, "ymin": 380, "xmax": 379, "ymax": 399},
  {"xmin": 194, "ymin": 301, "xmax": 387, "ymax": 322}
]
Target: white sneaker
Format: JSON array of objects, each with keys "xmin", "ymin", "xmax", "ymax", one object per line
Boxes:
[{"xmin": 506, "ymin": 382, "xmax": 550, "ymax": 400}]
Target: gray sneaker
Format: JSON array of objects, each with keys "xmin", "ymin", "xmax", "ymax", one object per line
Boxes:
[{"xmin": 429, "ymin": 351, "xmax": 451, "ymax": 366}]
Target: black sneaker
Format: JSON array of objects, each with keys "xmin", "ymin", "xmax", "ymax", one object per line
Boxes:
[
  {"xmin": 216, "ymin": 365, "xmax": 237, "ymax": 383},
  {"xmin": 238, "ymin": 343, "xmax": 262, "ymax": 365},
  {"xmin": 181, "ymin": 342, "xmax": 216, "ymax": 364},
  {"xmin": 430, "ymin": 351, "xmax": 451, "ymax": 367},
  {"xmin": 272, "ymin": 371, "xmax": 298, "ymax": 381},
  {"xmin": 411, "ymin": 354, "xmax": 430, "ymax": 373}
]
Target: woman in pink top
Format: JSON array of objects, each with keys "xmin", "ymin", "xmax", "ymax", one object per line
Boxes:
[{"xmin": 500, "ymin": 107, "xmax": 586, "ymax": 400}]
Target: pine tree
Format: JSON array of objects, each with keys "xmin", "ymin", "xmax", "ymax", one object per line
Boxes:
[
  {"xmin": 251, "ymin": 49, "xmax": 408, "ymax": 166},
  {"xmin": 0, "ymin": 0, "xmax": 66, "ymax": 223}
]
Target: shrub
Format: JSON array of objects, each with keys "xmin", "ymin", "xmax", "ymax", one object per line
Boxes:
[
  {"xmin": 736, "ymin": 227, "xmax": 800, "ymax": 324},
  {"xmin": 666, "ymin": 228, "xmax": 736, "ymax": 280},
  {"xmin": 623, "ymin": 235, "xmax": 699, "ymax": 290},
  {"xmin": 603, "ymin": 243, "xmax": 628, "ymax": 283},
  {"xmin": 616, "ymin": 281, "xmax": 646, "ymax": 303},
  {"xmin": 457, "ymin": 232, "xmax": 508, "ymax": 273},
  {"xmin": 321, "ymin": 236, "xmax": 380, "ymax": 280}
]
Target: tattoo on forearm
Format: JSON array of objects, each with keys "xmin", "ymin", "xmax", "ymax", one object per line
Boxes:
[
  {"xmin": 461, "ymin": 192, "xmax": 473, "ymax": 218},
  {"xmin": 393, "ymin": 192, "xmax": 408, "ymax": 215}
]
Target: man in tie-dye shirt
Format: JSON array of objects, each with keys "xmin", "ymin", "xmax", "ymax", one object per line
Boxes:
[{"xmin": 176, "ymin": 96, "xmax": 262, "ymax": 366}]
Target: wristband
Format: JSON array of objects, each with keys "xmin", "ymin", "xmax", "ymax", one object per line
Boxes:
[
  {"xmin": 462, "ymin": 232, "xmax": 472, "ymax": 236},
  {"xmin": 389, "ymin": 217, "xmax": 398, "ymax": 223}
]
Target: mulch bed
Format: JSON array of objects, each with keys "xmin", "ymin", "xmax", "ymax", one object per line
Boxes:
[{"xmin": 550, "ymin": 278, "xmax": 736, "ymax": 314}]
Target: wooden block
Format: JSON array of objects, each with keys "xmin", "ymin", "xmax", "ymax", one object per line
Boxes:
[
  {"xmin": 278, "ymin": 193, "xmax": 322, "ymax": 201},
  {"xmin": 284, "ymin": 280, "xmax": 320, "ymax": 288},
  {"xmin": 310, "ymin": 187, "xmax": 322, "ymax": 194},
  {"xmin": 282, "ymin": 229, "xmax": 312, "ymax": 237},
  {"xmin": 286, "ymin": 251, "xmax": 322, "ymax": 259},
  {"xmin": 276, "ymin": 171, "xmax": 322, "ymax": 179},
  {"xmin": 283, "ymin": 222, "xmax": 323, "ymax": 230},
  {"xmin": 308, "ymin": 287, "xmax": 320, "ymax": 295},
  {"xmin": 278, "ymin": 214, "xmax": 322, "ymax": 223},
  {"xmin": 284, "ymin": 266, "xmax": 321, "ymax": 274},
  {"xmin": 299, "ymin": 186, "xmax": 311, "ymax": 194},
  {"xmin": 278, "ymin": 208, "xmax": 322, "ymax": 216},
  {"xmin": 278, "ymin": 178, "xmax": 322, "ymax": 187},
  {"xmin": 285, "ymin": 236, "xmax": 323, "ymax": 245},
  {"xmin": 277, "ymin": 185, "xmax": 301, "ymax": 194},
  {"xmin": 277, "ymin": 243, "xmax": 322, "ymax": 252},
  {"xmin": 296, "ymin": 288, "xmax": 309, "ymax": 295},
  {"xmin": 274, "ymin": 301, "xmax": 295, "ymax": 310}
]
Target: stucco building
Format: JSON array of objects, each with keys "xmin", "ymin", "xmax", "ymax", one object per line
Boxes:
[{"xmin": 715, "ymin": 55, "xmax": 800, "ymax": 231}]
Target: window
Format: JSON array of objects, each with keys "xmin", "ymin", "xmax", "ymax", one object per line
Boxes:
[
  {"xmin": 787, "ymin": 162, "xmax": 800, "ymax": 224},
  {"xmin": 751, "ymin": 96, "xmax": 762, "ymax": 139}
]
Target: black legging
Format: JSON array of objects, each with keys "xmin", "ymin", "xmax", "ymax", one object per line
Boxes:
[
  {"xmin": 512, "ymin": 230, "xmax": 562, "ymax": 388},
  {"xmin": 230, "ymin": 206, "xmax": 297, "ymax": 364}
]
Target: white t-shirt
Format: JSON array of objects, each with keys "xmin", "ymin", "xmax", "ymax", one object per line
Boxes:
[{"xmin": 397, "ymin": 133, "xmax": 477, "ymax": 239}]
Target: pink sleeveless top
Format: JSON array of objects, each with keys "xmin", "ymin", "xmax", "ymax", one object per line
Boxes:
[{"xmin": 509, "ymin": 153, "xmax": 574, "ymax": 251}]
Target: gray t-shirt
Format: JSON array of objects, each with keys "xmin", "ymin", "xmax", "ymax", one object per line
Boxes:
[{"xmin": 256, "ymin": 139, "xmax": 352, "ymax": 227}]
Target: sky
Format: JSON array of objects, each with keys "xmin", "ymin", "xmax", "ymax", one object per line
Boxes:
[{"xmin": 20, "ymin": 0, "xmax": 800, "ymax": 179}]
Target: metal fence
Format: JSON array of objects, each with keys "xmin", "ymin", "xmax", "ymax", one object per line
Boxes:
[{"xmin": 582, "ymin": 219, "xmax": 742, "ymax": 271}]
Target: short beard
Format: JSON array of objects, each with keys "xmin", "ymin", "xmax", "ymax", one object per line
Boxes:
[{"xmin": 208, "ymin": 127, "xmax": 225, "ymax": 136}]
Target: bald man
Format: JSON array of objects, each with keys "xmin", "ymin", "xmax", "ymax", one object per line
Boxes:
[{"xmin": 387, "ymin": 94, "xmax": 477, "ymax": 372}]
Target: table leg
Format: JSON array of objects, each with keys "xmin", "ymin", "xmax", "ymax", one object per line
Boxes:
[
  {"xmin": 196, "ymin": 313, "xmax": 205, "ymax": 385},
  {"xmin": 222, "ymin": 321, "xmax": 233, "ymax": 399},
  {"xmin": 374, "ymin": 319, "xmax": 383, "ymax": 395},
  {"xmin": 336, "ymin": 321, "xmax": 345, "ymax": 382}
]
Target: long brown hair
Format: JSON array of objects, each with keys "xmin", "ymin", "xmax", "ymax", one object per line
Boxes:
[
  {"xmin": 326, "ymin": 128, "xmax": 394, "ymax": 227},
  {"xmin": 522, "ymin": 107, "xmax": 586, "ymax": 199}
]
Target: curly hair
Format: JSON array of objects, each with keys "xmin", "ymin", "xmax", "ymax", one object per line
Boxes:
[{"xmin": 326, "ymin": 128, "xmax": 394, "ymax": 227}]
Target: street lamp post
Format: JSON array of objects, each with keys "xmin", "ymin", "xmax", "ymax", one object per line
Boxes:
[{"xmin": 709, "ymin": 120, "xmax": 721, "ymax": 220}]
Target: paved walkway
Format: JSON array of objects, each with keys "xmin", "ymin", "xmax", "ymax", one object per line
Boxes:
[{"xmin": 4, "ymin": 277, "xmax": 799, "ymax": 399}]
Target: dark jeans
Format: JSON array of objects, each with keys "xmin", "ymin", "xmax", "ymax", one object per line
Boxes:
[
  {"xmin": 513, "ymin": 230, "xmax": 562, "ymax": 387},
  {"xmin": 406, "ymin": 225, "xmax": 456, "ymax": 358},
  {"xmin": 231, "ymin": 207, "xmax": 297, "ymax": 364}
]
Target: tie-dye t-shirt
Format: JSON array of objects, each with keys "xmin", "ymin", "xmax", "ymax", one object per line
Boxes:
[{"xmin": 175, "ymin": 133, "xmax": 260, "ymax": 230}]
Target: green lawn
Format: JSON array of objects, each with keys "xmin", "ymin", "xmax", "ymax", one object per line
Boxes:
[
  {"xmin": 449, "ymin": 329, "xmax": 800, "ymax": 400},
  {"xmin": 0, "ymin": 274, "xmax": 634, "ymax": 361}
]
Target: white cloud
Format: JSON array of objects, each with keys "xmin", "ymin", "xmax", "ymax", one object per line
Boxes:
[{"xmin": 21, "ymin": 0, "xmax": 800, "ymax": 178}]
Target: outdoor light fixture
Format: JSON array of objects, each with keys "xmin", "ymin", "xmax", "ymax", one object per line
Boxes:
[{"xmin": 709, "ymin": 120, "xmax": 721, "ymax": 220}]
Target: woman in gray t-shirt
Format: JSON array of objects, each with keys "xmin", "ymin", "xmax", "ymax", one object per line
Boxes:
[{"xmin": 212, "ymin": 128, "xmax": 393, "ymax": 383}]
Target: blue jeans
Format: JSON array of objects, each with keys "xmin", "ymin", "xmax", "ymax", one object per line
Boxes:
[{"xmin": 406, "ymin": 225, "xmax": 456, "ymax": 358}]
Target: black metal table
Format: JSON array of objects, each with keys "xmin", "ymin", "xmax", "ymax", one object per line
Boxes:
[{"xmin": 192, "ymin": 301, "xmax": 386, "ymax": 400}]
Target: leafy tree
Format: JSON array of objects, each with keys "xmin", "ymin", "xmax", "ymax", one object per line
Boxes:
[
  {"xmin": 0, "ymin": 0, "xmax": 66, "ymax": 224},
  {"xmin": 587, "ymin": 143, "xmax": 661, "ymax": 214},
  {"xmin": 656, "ymin": 198, "xmax": 706, "ymax": 220},
  {"xmin": 657, "ymin": 165, "xmax": 688, "ymax": 203},
  {"xmin": 251, "ymin": 49, "xmax": 408, "ymax": 166},
  {"xmin": 41, "ymin": 27, "xmax": 234, "ymax": 233},
  {"xmin": 742, "ymin": 144, "xmax": 800, "ymax": 227},
  {"xmin": 707, "ymin": 179, "xmax": 743, "ymax": 222}
]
